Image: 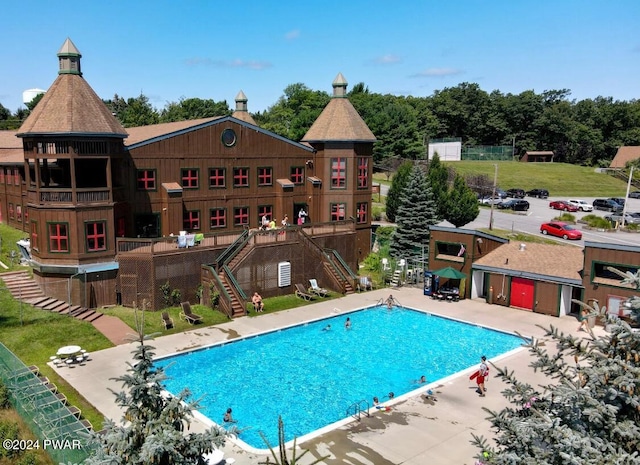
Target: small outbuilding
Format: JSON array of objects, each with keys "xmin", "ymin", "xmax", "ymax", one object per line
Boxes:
[{"xmin": 520, "ymin": 151, "xmax": 554, "ymax": 162}]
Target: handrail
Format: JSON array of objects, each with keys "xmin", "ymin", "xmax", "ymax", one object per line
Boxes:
[
  {"xmin": 346, "ymin": 399, "xmax": 370, "ymax": 421},
  {"xmin": 215, "ymin": 229, "xmax": 249, "ymax": 270},
  {"xmin": 222, "ymin": 265, "xmax": 247, "ymax": 301},
  {"xmin": 203, "ymin": 264, "xmax": 232, "ymax": 319},
  {"xmin": 328, "ymin": 249, "xmax": 358, "ymax": 279}
]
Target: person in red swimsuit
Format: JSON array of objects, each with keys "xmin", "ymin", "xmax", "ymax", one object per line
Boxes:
[{"xmin": 476, "ymin": 356, "xmax": 488, "ymax": 397}]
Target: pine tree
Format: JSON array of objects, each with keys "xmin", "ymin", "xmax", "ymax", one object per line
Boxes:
[
  {"xmin": 445, "ymin": 174, "xmax": 480, "ymax": 227},
  {"xmin": 385, "ymin": 161, "xmax": 413, "ymax": 223},
  {"xmin": 85, "ymin": 314, "xmax": 230, "ymax": 465},
  {"xmin": 389, "ymin": 165, "xmax": 439, "ymax": 260},
  {"xmin": 473, "ymin": 268, "xmax": 640, "ymax": 464},
  {"xmin": 427, "ymin": 153, "xmax": 450, "ymax": 220}
]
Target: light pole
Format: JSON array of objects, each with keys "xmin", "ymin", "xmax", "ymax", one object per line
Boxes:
[{"xmin": 489, "ymin": 163, "xmax": 498, "ymax": 230}]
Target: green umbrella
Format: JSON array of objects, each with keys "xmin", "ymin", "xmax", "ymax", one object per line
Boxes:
[{"xmin": 432, "ymin": 266, "xmax": 467, "ymax": 279}]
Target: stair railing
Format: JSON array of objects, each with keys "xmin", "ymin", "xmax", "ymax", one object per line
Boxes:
[{"xmin": 346, "ymin": 399, "xmax": 370, "ymax": 421}]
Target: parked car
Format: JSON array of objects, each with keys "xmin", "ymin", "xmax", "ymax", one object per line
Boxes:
[
  {"xmin": 497, "ymin": 199, "xmax": 530, "ymax": 211},
  {"xmin": 540, "ymin": 221, "xmax": 583, "ymax": 240},
  {"xmin": 478, "ymin": 195, "xmax": 503, "ymax": 205},
  {"xmin": 549, "ymin": 200, "xmax": 578, "ymax": 212},
  {"xmin": 629, "ymin": 191, "xmax": 640, "ymax": 199},
  {"xmin": 604, "ymin": 212, "xmax": 640, "ymax": 225},
  {"xmin": 567, "ymin": 199, "xmax": 594, "ymax": 212},
  {"xmin": 526, "ymin": 188, "xmax": 549, "ymax": 198},
  {"xmin": 609, "ymin": 197, "xmax": 626, "ymax": 206},
  {"xmin": 505, "ymin": 188, "xmax": 525, "ymax": 198},
  {"xmin": 593, "ymin": 198, "xmax": 624, "ymax": 212}
]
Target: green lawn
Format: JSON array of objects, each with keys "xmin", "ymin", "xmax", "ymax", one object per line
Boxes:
[{"xmin": 443, "ymin": 161, "xmax": 628, "ymax": 197}]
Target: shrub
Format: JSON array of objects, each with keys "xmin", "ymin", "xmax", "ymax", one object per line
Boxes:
[
  {"xmin": 553, "ymin": 213, "xmax": 576, "ymax": 223},
  {"xmin": 0, "ymin": 420, "xmax": 19, "ymax": 457},
  {"xmin": 0, "ymin": 380, "xmax": 9, "ymax": 409}
]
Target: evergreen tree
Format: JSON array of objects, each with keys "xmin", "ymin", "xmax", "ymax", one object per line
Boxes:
[
  {"xmin": 427, "ymin": 153, "xmax": 450, "ymax": 220},
  {"xmin": 389, "ymin": 165, "xmax": 439, "ymax": 260},
  {"xmin": 473, "ymin": 268, "xmax": 640, "ymax": 464},
  {"xmin": 385, "ymin": 161, "xmax": 413, "ymax": 223},
  {"xmin": 444, "ymin": 174, "xmax": 480, "ymax": 227},
  {"xmin": 85, "ymin": 315, "xmax": 230, "ymax": 465}
]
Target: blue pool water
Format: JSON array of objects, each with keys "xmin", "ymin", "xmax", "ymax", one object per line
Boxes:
[{"xmin": 156, "ymin": 306, "xmax": 524, "ymax": 449}]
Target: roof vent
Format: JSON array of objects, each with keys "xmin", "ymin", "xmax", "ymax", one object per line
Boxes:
[{"xmin": 519, "ymin": 243, "xmax": 526, "ymax": 251}]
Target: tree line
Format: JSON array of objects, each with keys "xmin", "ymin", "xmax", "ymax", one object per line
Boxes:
[{"xmin": 2, "ymin": 82, "xmax": 639, "ymax": 167}]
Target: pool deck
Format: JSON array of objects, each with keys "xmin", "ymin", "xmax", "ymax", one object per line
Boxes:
[{"xmin": 52, "ymin": 287, "xmax": 602, "ymax": 465}]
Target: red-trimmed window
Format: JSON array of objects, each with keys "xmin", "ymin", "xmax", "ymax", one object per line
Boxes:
[
  {"xmin": 357, "ymin": 202, "xmax": 368, "ymax": 224},
  {"xmin": 16, "ymin": 205, "xmax": 22, "ymax": 221},
  {"xmin": 330, "ymin": 203, "xmax": 346, "ymax": 221},
  {"xmin": 331, "ymin": 158, "xmax": 346, "ymax": 189},
  {"xmin": 49, "ymin": 223, "xmax": 69, "ymax": 252},
  {"xmin": 13, "ymin": 168, "xmax": 20, "ymax": 185},
  {"xmin": 0, "ymin": 168, "xmax": 4, "ymax": 184},
  {"xmin": 209, "ymin": 168, "xmax": 225, "ymax": 188},
  {"xmin": 30, "ymin": 221, "xmax": 39, "ymax": 252},
  {"xmin": 357, "ymin": 157, "xmax": 369, "ymax": 188},
  {"xmin": 137, "ymin": 170, "xmax": 156, "ymax": 190},
  {"xmin": 181, "ymin": 169, "xmax": 199, "ymax": 189},
  {"xmin": 86, "ymin": 221, "xmax": 107, "ymax": 252},
  {"xmin": 258, "ymin": 205, "xmax": 273, "ymax": 224},
  {"xmin": 210, "ymin": 208, "xmax": 226, "ymax": 228},
  {"xmin": 24, "ymin": 209, "xmax": 28, "ymax": 222},
  {"xmin": 290, "ymin": 166, "xmax": 304, "ymax": 184},
  {"xmin": 257, "ymin": 167, "xmax": 273, "ymax": 186},
  {"xmin": 8, "ymin": 203, "xmax": 14, "ymax": 220},
  {"xmin": 183, "ymin": 210, "xmax": 200, "ymax": 230},
  {"xmin": 233, "ymin": 168, "xmax": 249, "ymax": 187},
  {"xmin": 234, "ymin": 207, "xmax": 249, "ymax": 226}
]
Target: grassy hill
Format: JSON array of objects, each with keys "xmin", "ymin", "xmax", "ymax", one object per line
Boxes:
[{"xmin": 443, "ymin": 161, "xmax": 629, "ymax": 197}]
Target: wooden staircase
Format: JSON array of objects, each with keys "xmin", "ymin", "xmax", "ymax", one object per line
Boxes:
[
  {"xmin": 216, "ymin": 272, "xmax": 246, "ymax": 318},
  {"xmin": 0, "ymin": 270, "xmax": 103, "ymax": 322}
]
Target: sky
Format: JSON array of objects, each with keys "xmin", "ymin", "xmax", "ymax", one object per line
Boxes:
[{"xmin": 2, "ymin": 0, "xmax": 639, "ymax": 114}]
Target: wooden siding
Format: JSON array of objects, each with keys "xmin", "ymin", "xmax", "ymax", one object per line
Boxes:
[
  {"xmin": 534, "ymin": 281, "xmax": 560, "ymax": 316},
  {"xmin": 429, "ymin": 229, "xmax": 506, "ymax": 299},
  {"xmin": 582, "ymin": 245, "xmax": 639, "ymax": 306}
]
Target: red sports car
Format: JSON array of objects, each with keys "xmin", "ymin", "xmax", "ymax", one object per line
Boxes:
[
  {"xmin": 549, "ymin": 200, "xmax": 578, "ymax": 212},
  {"xmin": 540, "ymin": 222, "xmax": 583, "ymax": 240}
]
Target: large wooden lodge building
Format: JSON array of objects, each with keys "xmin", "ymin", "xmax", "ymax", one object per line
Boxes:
[{"xmin": 0, "ymin": 39, "xmax": 376, "ymax": 315}]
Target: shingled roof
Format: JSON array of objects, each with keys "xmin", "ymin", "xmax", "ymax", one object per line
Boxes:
[
  {"xmin": 473, "ymin": 241, "xmax": 583, "ymax": 283},
  {"xmin": 610, "ymin": 146, "xmax": 640, "ymax": 168},
  {"xmin": 17, "ymin": 38, "xmax": 127, "ymax": 138},
  {"xmin": 301, "ymin": 73, "xmax": 376, "ymax": 143},
  {"xmin": 0, "ymin": 131, "xmax": 22, "ymax": 164}
]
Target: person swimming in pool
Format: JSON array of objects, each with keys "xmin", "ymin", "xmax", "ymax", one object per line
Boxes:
[
  {"xmin": 223, "ymin": 407, "xmax": 237, "ymax": 423},
  {"xmin": 345, "ymin": 317, "xmax": 351, "ymax": 329},
  {"xmin": 322, "ymin": 324, "xmax": 331, "ymax": 331}
]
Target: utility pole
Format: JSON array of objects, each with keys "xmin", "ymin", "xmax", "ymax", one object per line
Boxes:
[
  {"xmin": 489, "ymin": 164, "xmax": 498, "ymax": 230},
  {"xmin": 621, "ymin": 166, "xmax": 634, "ymax": 228}
]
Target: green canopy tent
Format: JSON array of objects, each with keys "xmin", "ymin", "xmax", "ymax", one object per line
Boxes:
[
  {"xmin": 432, "ymin": 266, "xmax": 467, "ymax": 297},
  {"xmin": 432, "ymin": 266, "xmax": 467, "ymax": 279}
]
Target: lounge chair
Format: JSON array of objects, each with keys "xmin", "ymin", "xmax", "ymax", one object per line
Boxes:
[
  {"xmin": 359, "ymin": 276, "xmax": 373, "ymax": 291},
  {"xmin": 295, "ymin": 283, "xmax": 316, "ymax": 301},
  {"xmin": 180, "ymin": 302, "xmax": 203, "ymax": 324},
  {"xmin": 161, "ymin": 311, "xmax": 174, "ymax": 329},
  {"xmin": 308, "ymin": 279, "xmax": 329, "ymax": 297}
]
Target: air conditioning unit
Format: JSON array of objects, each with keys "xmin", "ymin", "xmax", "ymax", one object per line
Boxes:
[{"xmin": 278, "ymin": 261, "xmax": 291, "ymax": 287}]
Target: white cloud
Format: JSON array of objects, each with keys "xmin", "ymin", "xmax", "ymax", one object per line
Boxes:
[
  {"xmin": 184, "ymin": 58, "xmax": 272, "ymax": 70},
  {"xmin": 285, "ymin": 29, "xmax": 300, "ymax": 40},
  {"xmin": 374, "ymin": 54, "xmax": 401, "ymax": 65},
  {"xmin": 409, "ymin": 67, "xmax": 463, "ymax": 78}
]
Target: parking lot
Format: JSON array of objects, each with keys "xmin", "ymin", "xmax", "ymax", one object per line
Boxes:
[{"xmin": 462, "ymin": 195, "xmax": 640, "ymax": 248}]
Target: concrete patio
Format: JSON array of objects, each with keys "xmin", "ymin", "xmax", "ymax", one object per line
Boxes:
[{"xmin": 52, "ymin": 287, "xmax": 600, "ymax": 465}]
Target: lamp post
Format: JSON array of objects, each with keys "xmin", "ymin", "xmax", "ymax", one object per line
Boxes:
[{"xmin": 489, "ymin": 163, "xmax": 498, "ymax": 230}]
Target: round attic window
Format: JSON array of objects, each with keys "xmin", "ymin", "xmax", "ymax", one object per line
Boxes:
[{"xmin": 221, "ymin": 128, "xmax": 237, "ymax": 147}]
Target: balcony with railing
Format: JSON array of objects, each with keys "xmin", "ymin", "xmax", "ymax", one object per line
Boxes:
[{"xmin": 27, "ymin": 188, "xmax": 111, "ymax": 205}]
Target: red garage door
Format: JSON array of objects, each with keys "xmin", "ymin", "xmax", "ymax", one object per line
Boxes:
[{"xmin": 510, "ymin": 277, "xmax": 534, "ymax": 310}]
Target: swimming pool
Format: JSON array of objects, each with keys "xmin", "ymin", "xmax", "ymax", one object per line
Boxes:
[{"xmin": 155, "ymin": 305, "xmax": 525, "ymax": 450}]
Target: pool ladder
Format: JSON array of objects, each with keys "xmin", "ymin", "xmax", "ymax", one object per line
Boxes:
[{"xmin": 347, "ymin": 399, "xmax": 370, "ymax": 421}]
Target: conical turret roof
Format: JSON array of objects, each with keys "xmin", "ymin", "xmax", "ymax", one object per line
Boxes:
[
  {"xmin": 301, "ymin": 73, "xmax": 375, "ymax": 143},
  {"xmin": 17, "ymin": 39, "xmax": 127, "ymax": 137},
  {"xmin": 231, "ymin": 90, "xmax": 258, "ymax": 126}
]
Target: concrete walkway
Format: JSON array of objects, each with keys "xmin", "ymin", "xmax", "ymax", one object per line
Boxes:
[{"xmin": 52, "ymin": 287, "xmax": 601, "ymax": 465}]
